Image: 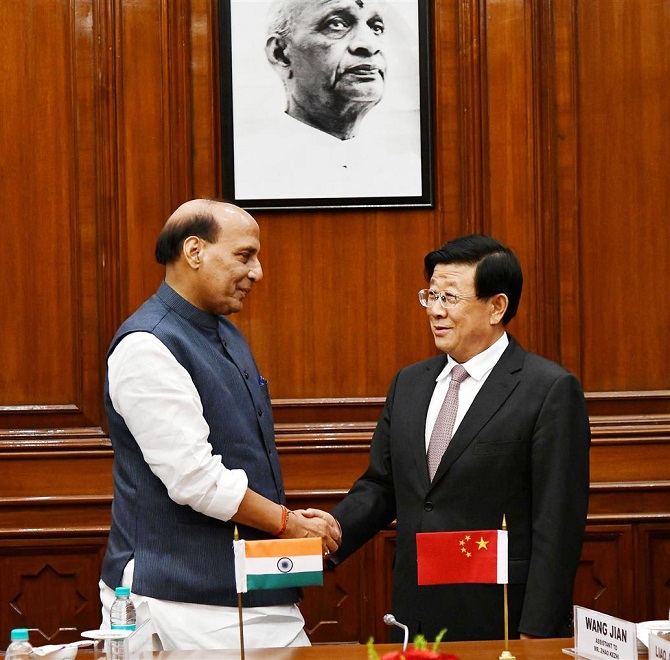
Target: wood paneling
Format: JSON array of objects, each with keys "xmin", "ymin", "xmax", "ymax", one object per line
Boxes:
[
  {"xmin": 556, "ymin": 0, "xmax": 670, "ymax": 391},
  {"xmin": 0, "ymin": 0, "xmax": 103, "ymax": 431},
  {"xmin": 637, "ymin": 524, "xmax": 670, "ymax": 622},
  {"xmin": 300, "ymin": 555, "xmax": 363, "ymax": 644},
  {"xmin": 573, "ymin": 526, "xmax": 636, "ymax": 622},
  {"xmin": 1, "ymin": 0, "xmax": 669, "ymax": 648},
  {"xmin": 236, "ymin": 210, "xmax": 439, "ymax": 399},
  {"xmin": 0, "ymin": 538, "xmax": 107, "ymax": 646}
]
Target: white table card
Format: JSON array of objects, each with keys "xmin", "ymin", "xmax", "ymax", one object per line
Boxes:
[
  {"xmin": 574, "ymin": 606, "xmax": 638, "ymax": 660},
  {"xmin": 649, "ymin": 632, "xmax": 670, "ymax": 660},
  {"xmin": 126, "ymin": 615, "xmax": 154, "ymax": 657}
]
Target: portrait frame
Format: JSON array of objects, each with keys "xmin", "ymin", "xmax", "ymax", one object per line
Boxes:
[{"xmin": 218, "ymin": 0, "xmax": 434, "ymax": 211}]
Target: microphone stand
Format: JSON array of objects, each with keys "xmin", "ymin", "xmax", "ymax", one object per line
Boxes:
[{"xmin": 383, "ymin": 613, "xmax": 409, "ymax": 651}]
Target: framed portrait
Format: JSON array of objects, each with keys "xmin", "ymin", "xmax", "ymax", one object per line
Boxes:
[{"xmin": 218, "ymin": 0, "xmax": 434, "ymax": 210}]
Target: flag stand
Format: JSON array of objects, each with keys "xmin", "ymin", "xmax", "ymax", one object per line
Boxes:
[
  {"xmin": 498, "ymin": 516, "xmax": 515, "ymax": 660},
  {"xmin": 498, "ymin": 580, "xmax": 515, "ymax": 660},
  {"xmin": 234, "ymin": 526, "xmax": 245, "ymax": 660}
]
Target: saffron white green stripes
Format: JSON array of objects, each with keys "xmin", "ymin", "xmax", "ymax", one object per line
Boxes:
[{"xmin": 234, "ymin": 537, "xmax": 323, "ymax": 593}]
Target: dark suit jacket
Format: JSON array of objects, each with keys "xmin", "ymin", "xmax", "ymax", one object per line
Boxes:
[{"xmin": 330, "ymin": 336, "xmax": 590, "ymax": 641}]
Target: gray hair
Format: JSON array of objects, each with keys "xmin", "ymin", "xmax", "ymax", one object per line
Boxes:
[{"xmin": 266, "ymin": 0, "xmax": 300, "ymax": 39}]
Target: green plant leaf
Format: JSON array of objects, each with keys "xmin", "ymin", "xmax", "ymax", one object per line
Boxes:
[
  {"xmin": 366, "ymin": 636, "xmax": 380, "ymax": 660},
  {"xmin": 431, "ymin": 628, "xmax": 448, "ymax": 651}
]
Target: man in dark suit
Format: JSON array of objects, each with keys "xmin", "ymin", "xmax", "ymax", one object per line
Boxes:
[{"xmin": 325, "ymin": 235, "xmax": 590, "ymax": 641}]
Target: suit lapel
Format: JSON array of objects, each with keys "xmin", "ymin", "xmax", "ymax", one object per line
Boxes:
[{"xmin": 429, "ymin": 337, "xmax": 526, "ymax": 488}]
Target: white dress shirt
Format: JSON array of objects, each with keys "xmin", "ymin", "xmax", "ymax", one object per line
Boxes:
[
  {"xmin": 101, "ymin": 332, "xmax": 308, "ymax": 649},
  {"xmin": 107, "ymin": 332, "xmax": 248, "ymax": 520},
  {"xmin": 425, "ymin": 333, "xmax": 510, "ymax": 451}
]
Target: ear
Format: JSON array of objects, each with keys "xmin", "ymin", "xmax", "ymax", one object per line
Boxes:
[
  {"xmin": 489, "ymin": 293, "xmax": 508, "ymax": 325},
  {"xmin": 265, "ymin": 35, "xmax": 291, "ymax": 71},
  {"xmin": 182, "ymin": 236, "xmax": 202, "ymax": 269}
]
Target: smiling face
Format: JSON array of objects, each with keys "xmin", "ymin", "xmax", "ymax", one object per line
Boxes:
[
  {"xmin": 191, "ymin": 207, "xmax": 263, "ymax": 316},
  {"xmin": 426, "ymin": 263, "xmax": 505, "ymax": 363},
  {"xmin": 275, "ymin": 0, "xmax": 386, "ymax": 124}
]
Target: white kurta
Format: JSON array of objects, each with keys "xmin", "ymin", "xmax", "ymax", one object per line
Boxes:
[{"xmin": 100, "ymin": 332, "xmax": 309, "ymax": 650}]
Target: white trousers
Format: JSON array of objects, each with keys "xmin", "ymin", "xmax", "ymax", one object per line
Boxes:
[{"xmin": 99, "ymin": 561, "xmax": 310, "ymax": 650}]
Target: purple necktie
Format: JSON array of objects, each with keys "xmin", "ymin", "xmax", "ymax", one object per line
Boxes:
[{"xmin": 427, "ymin": 364, "xmax": 470, "ymax": 481}]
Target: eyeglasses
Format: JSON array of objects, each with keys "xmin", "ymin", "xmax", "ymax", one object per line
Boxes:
[{"xmin": 418, "ymin": 288, "xmax": 479, "ymax": 309}]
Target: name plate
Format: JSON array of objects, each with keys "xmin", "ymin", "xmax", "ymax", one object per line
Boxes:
[
  {"xmin": 574, "ymin": 606, "xmax": 638, "ymax": 660},
  {"xmin": 649, "ymin": 632, "xmax": 670, "ymax": 660},
  {"xmin": 126, "ymin": 617, "xmax": 154, "ymax": 658}
]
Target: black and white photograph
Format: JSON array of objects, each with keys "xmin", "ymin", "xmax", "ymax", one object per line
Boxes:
[{"xmin": 219, "ymin": 0, "xmax": 433, "ymax": 209}]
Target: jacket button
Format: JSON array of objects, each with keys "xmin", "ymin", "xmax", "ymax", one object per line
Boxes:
[
  {"xmin": 244, "ymin": 371, "xmax": 249, "ymax": 379},
  {"xmin": 424, "ymin": 501, "xmax": 434, "ymax": 512},
  {"xmin": 258, "ymin": 408, "xmax": 263, "ymax": 416}
]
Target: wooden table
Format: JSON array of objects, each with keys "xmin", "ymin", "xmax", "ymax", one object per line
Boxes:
[
  {"xmin": 138, "ymin": 638, "xmax": 577, "ymax": 658},
  {"xmin": 0, "ymin": 638, "xmax": 589, "ymax": 659}
]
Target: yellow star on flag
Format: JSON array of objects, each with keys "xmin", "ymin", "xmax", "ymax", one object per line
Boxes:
[{"xmin": 477, "ymin": 537, "xmax": 489, "ymax": 550}]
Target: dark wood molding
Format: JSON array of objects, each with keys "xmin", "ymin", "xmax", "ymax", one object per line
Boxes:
[{"xmin": 456, "ymin": 0, "xmax": 485, "ymax": 234}]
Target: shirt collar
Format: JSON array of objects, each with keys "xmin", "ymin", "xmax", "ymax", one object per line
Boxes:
[
  {"xmin": 156, "ymin": 280, "xmax": 220, "ymax": 330},
  {"xmin": 437, "ymin": 333, "xmax": 510, "ymax": 382}
]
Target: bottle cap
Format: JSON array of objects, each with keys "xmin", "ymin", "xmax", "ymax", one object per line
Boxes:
[
  {"xmin": 10, "ymin": 628, "xmax": 29, "ymax": 641},
  {"xmin": 115, "ymin": 586, "xmax": 131, "ymax": 597}
]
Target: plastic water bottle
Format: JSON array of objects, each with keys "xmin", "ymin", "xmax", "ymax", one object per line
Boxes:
[
  {"xmin": 109, "ymin": 586, "xmax": 136, "ymax": 660},
  {"xmin": 5, "ymin": 628, "xmax": 33, "ymax": 660}
]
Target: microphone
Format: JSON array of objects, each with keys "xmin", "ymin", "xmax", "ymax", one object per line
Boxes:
[{"xmin": 383, "ymin": 613, "xmax": 409, "ymax": 651}]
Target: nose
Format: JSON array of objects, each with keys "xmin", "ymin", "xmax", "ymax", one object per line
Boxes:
[
  {"xmin": 248, "ymin": 257, "xmax": 263, "ymax": 282},
  {"xmin": 427, "ymin": 300, "xmax": 446, "ymax": 319},
  {"xmin": 348, "ymin": 23, "xmax": 382, "ymax": 55}
]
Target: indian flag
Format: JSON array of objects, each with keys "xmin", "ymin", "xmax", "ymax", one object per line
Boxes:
[{"xmin": 234, "ymin": 537, "xmax": 323, "ymax": 593}]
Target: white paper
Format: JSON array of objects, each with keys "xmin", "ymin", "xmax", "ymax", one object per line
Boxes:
[
  {"xmin": 574, "ymin": 605, "xmax": 638, "ymax": 660},
  {"xmin": 648, "ymin": 631, "xmax": 670, "ymax": 659}
]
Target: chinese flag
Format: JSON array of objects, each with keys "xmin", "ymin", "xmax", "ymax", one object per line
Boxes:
[{"xmin": 416, "ymin": 529, "xmax": 508, "ymax": 585}]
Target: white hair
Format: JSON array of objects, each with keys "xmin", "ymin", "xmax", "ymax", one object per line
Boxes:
[{"xmin": 266, "ymin": 0, "xmax": 302, "ymax": 39}]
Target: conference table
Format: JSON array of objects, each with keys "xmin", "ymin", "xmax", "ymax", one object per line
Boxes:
[
  {"xmin": 68, "ymin": 637, "xmax": 595, "ymax": 658},
  {"xmin": 148, "ymin": 638, "xmax": 577, "ymax": 658}
]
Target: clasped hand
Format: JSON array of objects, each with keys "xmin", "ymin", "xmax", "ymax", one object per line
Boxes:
[{"xmin": 280, "ymin": 508, "xmax": 341, "ymax": 557}]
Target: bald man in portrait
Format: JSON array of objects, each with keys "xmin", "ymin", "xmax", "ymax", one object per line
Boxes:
[
  {"xmin": 265, "ymin": 0, "xmax": 387, "ymax": 141},
  {"xmin": 231, "ymin": 0, "xmax": 423, "ymax": 200}
]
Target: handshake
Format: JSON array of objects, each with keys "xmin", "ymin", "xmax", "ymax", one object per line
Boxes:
[{"xmin": 278, "ymin": 507, "xmax": 341, "ymax": 558}]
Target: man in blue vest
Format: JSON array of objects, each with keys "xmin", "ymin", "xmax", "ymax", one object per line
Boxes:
[{"xmin": 99, "ymin": 199, "xmax": 340, "ymax": 650}]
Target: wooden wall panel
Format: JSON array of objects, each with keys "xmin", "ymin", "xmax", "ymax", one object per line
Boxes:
[
  {"xmin": 481, "ymin": 0, "xmax": 537, "ymax": 353},
  {"xmin": 301, "ymin": 558, "xmax": 363, "ymax": 644},
  {"xmin": 0, "ymin": 538, "xmax": 107, "ymax": 646},
  {"xmin": 636, "ymin": 524, "xmax": 670, "ymax": 622},
  {"xmin": 1, "ymin": 0, "xmax": 670, "ymax": 648},
  {"xmin": 0, "ymin": 1, "xmax": 75, "ymax": 407},
  {"xmin": 0, "ymin": 0, "xmax": 103, "ymax": 431},
  {"xmin": 115, "ymin": 0, "xmax": 184, "ymax": 316},
  {"xmin": 190, "ymin": 0, "xmax": 221, "ymax": 197},
  {"xmin": 573, "ymin": 526, "xmax": 636, "ymax": 622},
  {"xmin": 236, "ymin": 211, "xmax": 439, "ymax": 398},
  {"xmin": 558, "ymin": 0, "xmax": 670, "ymax": 393}
]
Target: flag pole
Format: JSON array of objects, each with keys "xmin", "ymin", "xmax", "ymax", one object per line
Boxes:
[
  {"xmin": 499, "ymin": 515, "xmax": 515, "ymax": 660},
  {"xmin": 234, "ymin": 526, "xmax": 245, "ymax": 660}
]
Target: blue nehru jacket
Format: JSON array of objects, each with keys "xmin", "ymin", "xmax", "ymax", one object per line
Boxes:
[{"xmin": 101, "ymin": 281, "xmax": 300, "ymax": 607}]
